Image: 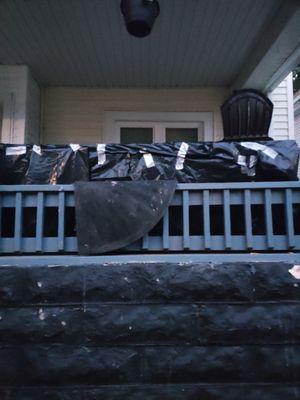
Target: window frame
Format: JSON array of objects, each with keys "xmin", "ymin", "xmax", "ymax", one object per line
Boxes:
[{"xmin": 103, "ymin": 111, "xmax": 214, "ymax": 143}]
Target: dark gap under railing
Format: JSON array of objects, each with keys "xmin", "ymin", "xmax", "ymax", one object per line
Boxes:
[{"xmin": 1, "ymin": 205, "xmax": 300, "ymax": 239}]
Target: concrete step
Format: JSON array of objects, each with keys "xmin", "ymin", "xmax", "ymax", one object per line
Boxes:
[{"xmin": 0, "ymin": 261, "xmax": 299, "ymax": 399}]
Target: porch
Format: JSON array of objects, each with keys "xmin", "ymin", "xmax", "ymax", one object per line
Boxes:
[
  {"xmin": 0, "ymin": 0, "xmax": 299, "ymax": 256},
  {"xmin": 1, "ymin": 2, "xmax": 300, "ymax": 398},
  {"xmin": 1, "ymin": 0, "xmax": 300, "ymax": 145}
]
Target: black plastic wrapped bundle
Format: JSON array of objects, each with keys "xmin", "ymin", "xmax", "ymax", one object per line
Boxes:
[
  {"xmin": 25, "ymin": 145, "xmax": 89, "ymax": 184},
  {"xmin": 89, "ymin": 143, "xmax": 177, "ymax": 181},
  {"xmin": 244, "ymin": 140, "xmax": 300, "ymax": 181},
  {"xmin": 129, "ymin": 143, "xmax": 177, "ymax": 181},
  {"xmin": 175, "ymin": 142, "xmax": 257, "ymax": 183},
  {"xmin": 0, "ymin": 144, "xmax": 32, "ymax": 184},
  {"xmin": 178, "ymin": 140, "xmax": 299, "ymax": 183},
  {"xmin": 89, "ymin": 140, "xmax": 299, "ymax": 183},
  {"xmin": 130, "ymin": 152, "xmax": 176, "ymax": 181},
  {"xmin": 0, "ymin": 140, "xmax": 299, "ymax": 184},
  {"xmin": 89, "ymin": 144, "xmax": 132, "ymax": 181}
]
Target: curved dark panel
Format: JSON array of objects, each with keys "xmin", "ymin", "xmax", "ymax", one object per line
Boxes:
[
  {"xmin": 75, "ymin": 181, "xmax": 176, "ymax": 254},
  {"xmin": 221, "ymin": 89, "xmax": 274, "ymax": 141}
]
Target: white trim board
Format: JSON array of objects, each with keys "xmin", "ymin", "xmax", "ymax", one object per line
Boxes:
[
  {"xmin": 286, "ymin": 72, "xmax": 295, "ymax": 140},
  {"xmin": 103, "ymin": 111, "xmax": 214, "ymax": 143},
  {"xmin": 233, "ymin": 2, "xmax": 300, "ymax": 91},
  {"xmin": 0, "ymin": 91, "xmax": 15, "ymax": 143}
]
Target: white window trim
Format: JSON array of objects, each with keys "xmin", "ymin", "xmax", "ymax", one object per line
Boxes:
[
  {"xmin": 103, "ymin": 111, "xmax": 214, "ymax": 143},
  {"xmin": 0, "ymin": 92, "xmax": 15, "ymax": 143}
]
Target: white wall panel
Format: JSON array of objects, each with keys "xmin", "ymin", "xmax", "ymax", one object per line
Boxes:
[
  {"xmin": 25, "ymin": 69, "xmax": 40, "ymax": 143},
  {"xmin": 0, "ymin": 65, "xmax": 27, "ymax": 143},
  {"xmin": 0, "ymin": 65, "xmax": 40, "ymax": 144},
  {"xmin": 41, "ymin": 87, "xmax": 229, "ymax": 144}
]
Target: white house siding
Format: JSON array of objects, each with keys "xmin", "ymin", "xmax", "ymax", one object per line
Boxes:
[
  {"xmin": 296, "ymin": 112, "xmax": 300, "ymax": 175},
  {"xmin": 41, "ymin": 87, "xmax": 230, "ymax": 144},
  {"xmin": 0, "ymin": 65, "xmax": 40, "ymax": 144},
  {"xmin": 295, "ymin": 113, "xmax": 300, "ymax": 144},
  {"xmin": 294, "ymin": 92, "xmax": 300, "ymax": 177},
  {"xmin": 269, "ymin": 73, "xmax": 300, "ymax": 177},
  {"xmin": 268, "ymin": 73, "xmax": 295, "ymax": 140}
]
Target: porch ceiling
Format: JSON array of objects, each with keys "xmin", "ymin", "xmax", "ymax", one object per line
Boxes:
[{"xmin": 0, "ymin": 0, "xmax": 298, "ymax": 88}]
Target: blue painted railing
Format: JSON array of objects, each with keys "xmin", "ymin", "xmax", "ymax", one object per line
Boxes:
[{"xmin": 0, "ymin": 182, "xmax": 299, "ymax": 254}]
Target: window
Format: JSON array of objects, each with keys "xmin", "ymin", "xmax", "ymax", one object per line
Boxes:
[
  {"xmin": 104, "ymin": 112, "xmax": 213, "ymax": 143},
  {"xmin": 165, "ymin": 127, "xmax": 199, "ymax": 142},
  {"xmin": 120, "ymin": 127, "xmax": 153, "ymax": 144}
]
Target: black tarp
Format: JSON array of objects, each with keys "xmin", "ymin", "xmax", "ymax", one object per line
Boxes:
[
  {"xmin": 0, "ymin": 144, "xmax": 89, "ymax": 184},
  {"xmin": 0, "ymin": 140, "xmax": 299, "ymax": 184},
  {"xmin": 25, "ymin": 145, "xmax": 89, "ymax": 184},
  {"xmin": 75, "ymin": 180, "xmax": 177, "ymax": 254},
  {"xmin": 89, "ymin": 140, "xmax": 299, "ymax": 183},
  {"xmin": 0, "ymin": 144, "xmax": 31, "ymax": 184}
]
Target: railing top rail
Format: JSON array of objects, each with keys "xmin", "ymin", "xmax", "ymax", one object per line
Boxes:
[
  {"xmin": 0, "ymin": 181, "xmax": 300, "ymax": 192},
  {"xmin": 176, "ymin": 182, "xmax": 300, "ymax": 190},
  {"xmin": 0, "ymin": 185, "xmax": 75, "ymax": 192}
]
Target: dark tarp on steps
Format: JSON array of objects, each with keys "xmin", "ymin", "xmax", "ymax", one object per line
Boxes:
[{"xmin": 74, "ymin": 180, "xmax": 177, "ymax": 254}]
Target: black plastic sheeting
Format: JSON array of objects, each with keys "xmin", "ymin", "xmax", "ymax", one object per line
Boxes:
[
  {"xmin": 0, "ymin": 144, "xmax": 89, "ymax": 184},
  {"xmin": 89, "ymin": 141, "xmax": 299, "ymax": 182},
  {"xmin": 0, "ymin": 140, "xmax": 299, "ymax": 184},
  {"xmin": 26, "ymin": 145, "xmax": 89, "ymax": 185},
  {"xmin": 0, "ymin": 144, "xmax": 31, "ymax": 184},
  {"xmin": 75, "ymin": 181, "xmax": 176, "ymax": 254}
]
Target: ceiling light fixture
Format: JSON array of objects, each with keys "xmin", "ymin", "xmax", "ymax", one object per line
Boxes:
[{"xmin": 120, "ymin": 0, "xmax": 160, "ymax": 38}]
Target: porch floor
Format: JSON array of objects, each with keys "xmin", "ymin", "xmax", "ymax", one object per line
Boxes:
[{"xmin": 1, "ymin": 252, "xmax": 300, "ymax": 266}]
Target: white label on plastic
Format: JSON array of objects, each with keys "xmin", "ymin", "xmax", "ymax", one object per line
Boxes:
[
  {"xmin": 249, "ymin": 155, "xmax": 257, "ymax": 168},
  {"xmin": 143, "ymin": 153, "xmax": 155, "ymax": 168},
  {"xmin": 262, "ymin": 147, "xmax": 277, "ymax": 160},
  {"xmin": 240, "ymin": 142, "xmax": 265, "ymax": 152},
  {"xmin": 5, "ymin": 146, "xmax": 26, "ymax": 156},
  {"xmin": 33, "ymin": 145, "xmax": 42, "ymax": 155},
  {"xmin": 237, "ymin": 155, "xmax": 247, "ymax": 166},
  {"xmin": 289, "ymin": 265, "xmax": 300, "ymax": 280},
  {"xmin": 97, "ymin": 143, "xmax": 106, "ymax": 165},
  {"xmin": 240, "ymin": 142, "xmax": 277, "ymax": 159},
  {"xmin": 176, "ymin": 142, "xmax": 189, "ymax": 170},
  {"xmin": 70, "ymin": 143, "xmax": 81, "ymax": 152}
]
